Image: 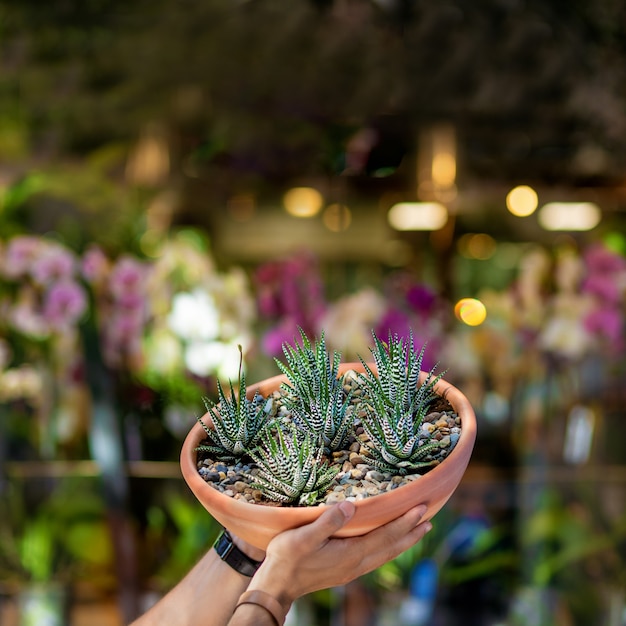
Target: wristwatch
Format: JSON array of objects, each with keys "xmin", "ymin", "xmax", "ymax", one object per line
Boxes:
[{"xmin": 213, "ymin": 530, "xmax": 264, "ymax": 577}]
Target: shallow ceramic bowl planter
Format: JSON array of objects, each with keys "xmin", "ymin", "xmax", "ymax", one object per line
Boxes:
[{"xmin": 180, "ymin": 362, "xmax": 477, "ymax": 550}]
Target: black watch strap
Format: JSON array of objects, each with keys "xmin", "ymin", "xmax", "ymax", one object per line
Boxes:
[{"xmin": 213, "ymin": 530, "xmax": 263, "ymax": 577}]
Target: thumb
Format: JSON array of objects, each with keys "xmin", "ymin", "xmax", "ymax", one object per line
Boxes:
[{"xmin": 295, "ymin": 502, "xmax": 356, "ymax": 548}]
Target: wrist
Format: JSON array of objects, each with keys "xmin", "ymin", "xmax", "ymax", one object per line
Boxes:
[
  {"xmin": 236, "ymin": 590, "xmax": 288, "ymax": 626},
  {"xmin": 214, "ymin": 530, "xmax": 265, "ymax": 577},
  {"xmin": 246, "ymin": 562, "xmax": 295, "ymax": 616},
  {"xmin": 230, "ymin": 533, "xmax": 266, "ymax": 562}
]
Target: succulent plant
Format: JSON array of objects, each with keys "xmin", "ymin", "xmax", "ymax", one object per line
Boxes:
[
  {"xmin": 275, "ymin": 328, "xmax": 354, "ymax": 452},
  {"xmin": 357, "ymin": 331, "xmax": 445, "ymax": 474},
  {"xmin": 194, "ymin": 329, "xmax": 457, "ymax": 505},
  {"xmin": 249, "ymin": 423, "xmax": 339, "ymax": 506},
  {"xmin": 196, "ymin": 365, "xmax": 274, "ymax": 461}
]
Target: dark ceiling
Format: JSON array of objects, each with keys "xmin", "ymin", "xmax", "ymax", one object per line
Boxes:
[{"xmin": 2, "ymin": 0, "xmax": 626, "ymax": 211}]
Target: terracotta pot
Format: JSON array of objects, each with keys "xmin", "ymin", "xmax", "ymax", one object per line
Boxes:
[{"xmin": 180, "ymin": 362, "xmax": 477, "ymax": 549}]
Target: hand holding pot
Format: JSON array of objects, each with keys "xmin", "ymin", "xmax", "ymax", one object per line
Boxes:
[{"xmin": 229, "ymin": 501, "xmax": 432, "ymax": 625}]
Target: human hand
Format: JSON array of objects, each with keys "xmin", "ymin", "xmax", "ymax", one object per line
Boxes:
[{"xmin": 246, "ymin": 502, "xmax": 432, "ymax": 610}]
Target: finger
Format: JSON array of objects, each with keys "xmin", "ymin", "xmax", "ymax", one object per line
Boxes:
[
  {"xmin": 286, "ymin": 501, "xmax": 356, "ymax": 549},
  {"xmin": 358, "ymin": 519, "xmax": 433, "ymax": 576},
  {"xmin": 347, "ymin": 504, "xmax": 428, "ymax": 562},
  {"xmin": 356, "ymin": 503, "xmax": 428, "ymax": 546}
]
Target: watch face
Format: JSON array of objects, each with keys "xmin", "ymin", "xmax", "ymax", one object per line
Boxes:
[{"xmin": 215, "ymin": 532, "xmax": 231, "ymax": 555}]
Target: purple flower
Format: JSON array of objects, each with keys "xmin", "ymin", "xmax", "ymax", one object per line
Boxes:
[
  {"xmin": 257, "ymin": 287, "xmax": 279, "ymax": 317},
  {"xmin": 262, "ymin": 318, "xmax": 301, "ymax": 357},
  {"xmin": 374, "ymin": 310, "xmax": 440, "ymax": 370},
  {"xmin": 102, "ymin": 310, "xmax": 146, "ymax": 369},
  {"xmin": 2, "ymin": 236, "xmax": 42, "ymax": 278},
  {"xmin": 584, "ymin": 308, "xmax": 623, "ymax": 344},
  {"xmin": 254, "ymin": 252, "xmax": 326, "ymax": 333},
  {"xmin": 115, "ymin": 291, "xmax": 145, "ymax": 311},
  {"xmin": 81, "ymin": 245, "xmax": 110, "ymax": 283},
  {"xmin": 406, "ymin": 284, "xmax": 437, "ymax": 316},
  {"xmin": 42, "ymin": 280, "xmax": 88, "ymax": 330},
  {"xmin": 108, "ymin": 310, "xmax": 145, "ymax": 342},
  {"xmin": 31, "ymin": 244, "xmax": 76, "ymax": 285},
  {"xmin": 375, "ymin": 309, "xmax": 412, "ymax": 340},
  {"xmin": 584, "ymin": 244, "xmax": 626, "ymax": 274},
  {"xmin": 582, "ymin": 273, "xmax": 622, "ymax": 304},
  {"xmin": 109, "ymin": 256, "xmax": 149, "ymax": 300}
]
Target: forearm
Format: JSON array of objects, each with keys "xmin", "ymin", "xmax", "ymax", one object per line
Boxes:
[{"xmin": 130, "ymin": 548, "xmax": 253, "ymax": 626}]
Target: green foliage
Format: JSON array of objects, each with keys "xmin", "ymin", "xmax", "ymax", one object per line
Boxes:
[
  {"xmin": 275, "ymin": 328, "xmax": 354, "ymax": 452},
  {"xmin": 249, "ymin": 423, "xmax": 339, "ymax": 506},
  {"xmin": 524, "ymin": 490, "xmax": 626, "ymax": 588},
  {"xmin": 357, "ymin": 331, "xmax": 445, "ymax": 474},
  {"xmin": 147, "ymin": 492, "xmax": 220, "ymax": 590},
  {"xmin": 18, "ymin": 518, "xmax": 55, "ymax": 583},
  {"xmin": 0, "ymin": 479, "xmax": 113, "ymax": 584},
  {"xmin": 196, "ymin": 368, "xmax": 274, "ymax": 461}
]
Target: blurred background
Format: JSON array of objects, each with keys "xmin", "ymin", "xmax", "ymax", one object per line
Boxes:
[{"xmin": 0, "ymin": 0, "xmax": 625, "ymax": 624}]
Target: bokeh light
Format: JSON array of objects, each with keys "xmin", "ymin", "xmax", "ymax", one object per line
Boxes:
[
  {"xmin": 506, "ymin": 185, "xmax": 538, "ymax": 216},
  {"xmin": 388, "ymin": 202, "xmax": 448, "ymax": 231},
  {"xmin": 432, "ymin": 152, "xmax": 456, "ymax": 188},
  {"xmin": 538, "ymin": 202, "xmax": 601, "ymax": 231},
  {"xmin": 323, "ymin": 203, "xmax": 351, "ymax": 232},
  {"xmin": 454, "ymin": 297, "xmax": 487, "ymax": 326},
  {"xmin": 283, "ymin": 187, "xmax": 323, "ymax": 218}
]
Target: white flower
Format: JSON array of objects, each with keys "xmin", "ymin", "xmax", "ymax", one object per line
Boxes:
[
  {"xmin": 0, "ymin": 366, "xmax": 43, "ymax": 402},
  {"xmin": 184, "ymin": 340, "xmax": 244, "ymax": 379},
  {"xmin": 167, "ymin": 289, "xmax": 220, "ymax": 342},
  {"xmin": 538, "ymin": 316, "xmax": 593, "ymax": 359}
]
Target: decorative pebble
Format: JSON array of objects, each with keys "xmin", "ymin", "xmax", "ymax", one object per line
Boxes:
[
  {"xmin": 326, "ymin": 492, "xmax": 346, "ymax": 504},
  {"xmin": 349, "ymin": 453, "xmax": 365, "ymax": 465}
]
